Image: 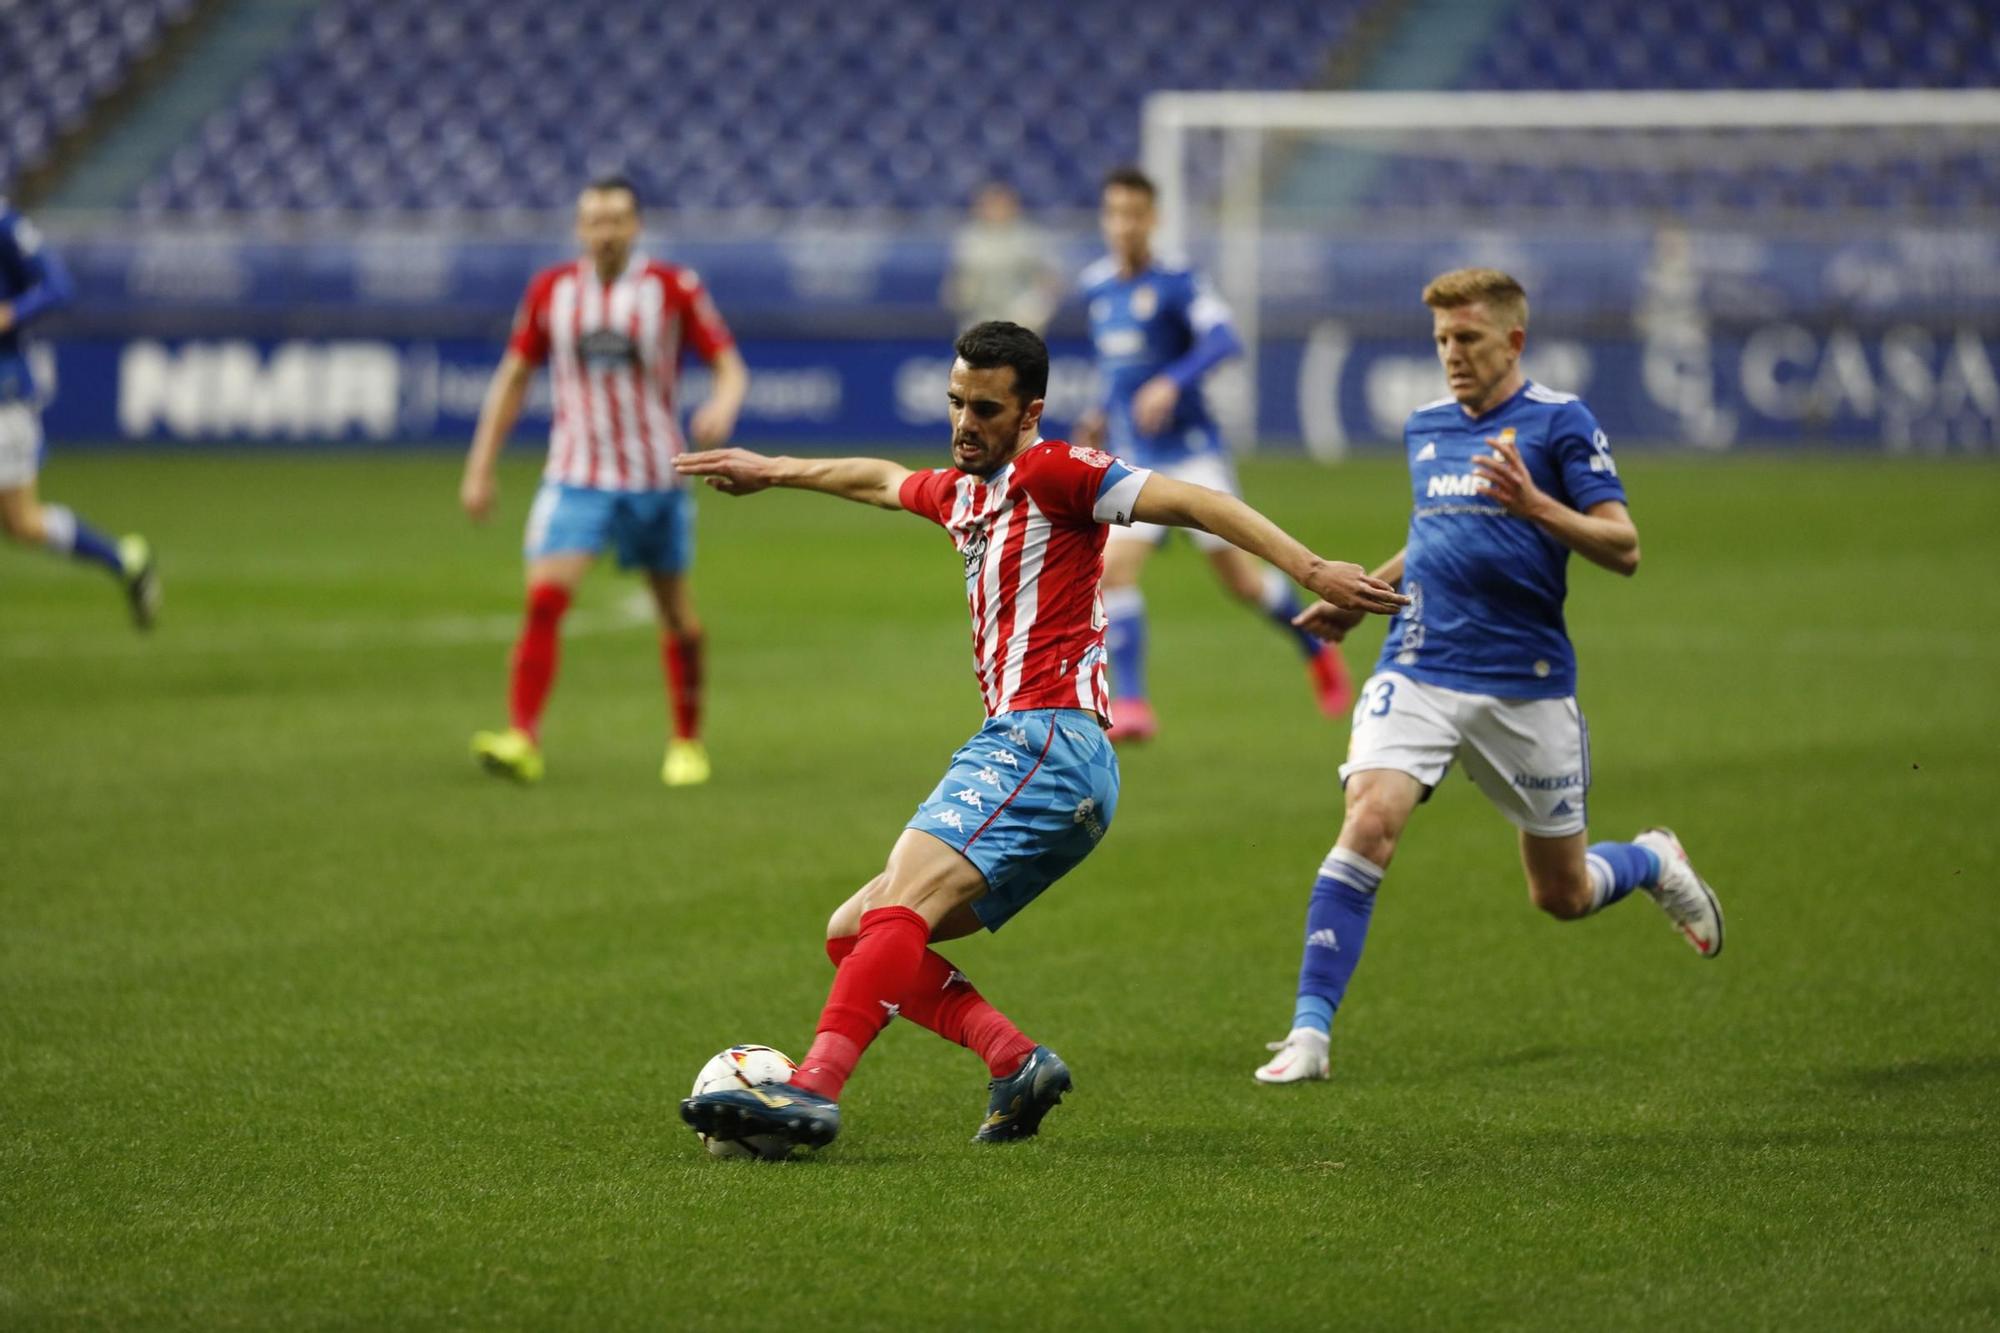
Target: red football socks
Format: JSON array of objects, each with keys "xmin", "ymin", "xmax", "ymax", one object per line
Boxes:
[
  {"xmin": 823, "ymin": 932, "xmax": 1035, "ymax": 1081},
  {"xmin": 790, "ymin": 906, "xmax": 931, "ymax": 1100},
  {"xmin": 508, "ymin": 582, "xmax": 571, "ymax": 739},
  {"xmin": 663, "ymin": 631, "xmax": 704, "ymax": 741}
]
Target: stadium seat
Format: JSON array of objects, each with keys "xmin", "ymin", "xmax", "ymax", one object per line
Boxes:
[{"xmin": 131, "ymin": 0, "xmax": 1368, "ymax": 213}]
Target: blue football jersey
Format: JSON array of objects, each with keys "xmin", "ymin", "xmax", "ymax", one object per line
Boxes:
[
  {"xmin": 1080, "ymin": 256, "xmax": 1234, "ymax": 466},
  {"xmin": 0, "ymin": 202, "xmax": 73, "ymax": 404},
  {"xmin": 1377, "ymin": 382, "xmax": 1628, "ymax": 699}
]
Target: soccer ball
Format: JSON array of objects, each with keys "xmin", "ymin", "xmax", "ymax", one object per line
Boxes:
[{"xmin": 689, "ymin": 1044, "xmax": 799, "ymax": 1161}]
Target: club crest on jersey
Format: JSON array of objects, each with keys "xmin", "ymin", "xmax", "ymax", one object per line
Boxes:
[
  {"xmin": 959, "ymin": 527, "xmax": 990, "ymax": 575},
  {"xmin": 1068, "ymin": 445, "xmax": 1114, "ymax": 469},
  {"xmin": 577, "ymin": 328, "xmax": 639, "ymax": 370}
]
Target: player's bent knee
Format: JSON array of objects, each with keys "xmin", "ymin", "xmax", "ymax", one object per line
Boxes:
[
  {"xmin": 827, "ymin": 875, "xmax": 888, "ymax": 939},
  {"xmin": 1528, "ymin": 875, "xmax": 1592, "ymax": 920},
  {"xmin": 1337, "ymin": 805, "xmax": 1402, "ymax": 868}
]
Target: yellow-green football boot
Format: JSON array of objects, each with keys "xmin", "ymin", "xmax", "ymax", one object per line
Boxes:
[{"xmin": 472, "ymin": 727, "xmax": 544, "ymax": 784}]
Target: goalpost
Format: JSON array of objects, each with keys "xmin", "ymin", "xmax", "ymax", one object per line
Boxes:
[{"xmin": 1140, "ymin": 91, "xmax": 2000, "ymax": 456}]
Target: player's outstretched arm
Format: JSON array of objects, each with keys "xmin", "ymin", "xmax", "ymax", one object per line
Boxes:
[
  {"xmin": 461, "ymin": 352, "xmax": 534, "ymax": 523},
  {"xmin": 1294, "ymin": 548, "xmax": 1407, "ymax": 642},
  {"xmin": 674, "ymin": 448, "xmax": 912, "ymax": 510},
  {"xmin": 1130, "ymin": 475, "xmax": 1406, "ymax": 615},
  {"xmin": 1472, "ymin": 436, "xmax": 1640, "ymax": 576}
]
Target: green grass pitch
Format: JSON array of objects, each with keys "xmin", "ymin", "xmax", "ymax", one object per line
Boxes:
[{"xmin": 3, "ymin": 448, "xmax": 1996, "ymax": 1330}]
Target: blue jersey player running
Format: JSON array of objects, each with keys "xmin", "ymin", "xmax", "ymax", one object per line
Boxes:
[
  {"xmin": 1077, "ymin": 167, "xmax": 1351, "ymax": 743},
  {"xmin": 1254, "ymin": 268, "xmax": 1724, "ymax": 1086},
  {"xmin": 0, "ymin": 201, "xmax": 159, "ymax": 626}
]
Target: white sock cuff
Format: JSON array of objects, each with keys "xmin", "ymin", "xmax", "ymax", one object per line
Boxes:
[
  {"xmin": 1258, "ymin": 566, "xmax": 1291, "ymax": 612},
  {"xmin": 41, "ymin": 503, "xmax": 76, "ymax": 555},
  {"xmin": 1584, "ymin": 852, "xmax": 1615, "ymax": 910},
  {"xmin": 1319, "ymin": 846, "xmax": 1386, "ymax": 890},
  {"xmin": 1103, "ymin": 586, "xmax": 1145, "ymax": 618}
]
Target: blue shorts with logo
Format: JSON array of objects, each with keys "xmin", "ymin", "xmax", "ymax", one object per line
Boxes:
[
  {"xmin": 906, "ymin": 708, "xmax": 1120, "ymax": 932},
  {"xmin": 524, "ymin": 483, "xmax": 694, "ymax": 573}
]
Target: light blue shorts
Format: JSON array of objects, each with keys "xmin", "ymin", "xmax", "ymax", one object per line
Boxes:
[
  {"xmin": 907, "ymin": 709, "xmax": 1120, "ymax": 931},
  {"xmin": 524, "ymin": 483, "xmax": 694, "ymax": 573}
]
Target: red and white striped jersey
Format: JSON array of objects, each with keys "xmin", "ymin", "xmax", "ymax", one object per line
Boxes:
[
  {"xmin": 899, "ymin": 440, "xmax": 1152, "ymax": 722},
  {"xmin": 508, "ymin": 253, "xmax": 734, "ymax": 492}
]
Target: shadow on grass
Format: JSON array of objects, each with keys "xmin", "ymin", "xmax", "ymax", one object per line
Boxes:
[{"xmin": 1814, "ymin": 1055, "xmax": 2000, "ymax": 1092}]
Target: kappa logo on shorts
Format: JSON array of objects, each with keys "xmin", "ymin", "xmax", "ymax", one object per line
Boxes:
[
  {"xmin": 985, "ymin": 748, "xmax": 1019, "ymax": 768},
  {"xmin": 1058, "ymin": 725, "xmax": 1087, "ymax": 744},
  {"xmin": 973, "ymin": 767, "xmax": 1005, "ymax": 789},
  {"xmin": 933, "ymin": 808, "xmax": 966, "ymax": 833},
  {"xmin": 1007, "ymin": 726, "xmax": 1030, "ymax": 747},
  {"xmin": 952, "ymin": 787, "xmax": 986, "ymax": 811}
]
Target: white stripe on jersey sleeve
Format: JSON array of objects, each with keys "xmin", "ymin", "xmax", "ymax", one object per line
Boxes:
[
  {"xmin": 1078, "ymin": 256, "xmax": 1117, "ymax": 291},
  {"xmin": 1187, "ymin": 273, "xmax": 1236, "ymax": 335},
  {"xmin": 1092, "ymin": 467, "xmax": 1151, "ymax": 526}
]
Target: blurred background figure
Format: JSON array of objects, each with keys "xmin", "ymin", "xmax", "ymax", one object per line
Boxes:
[
  {"xmin": 0, "ymin": 199, "xmax": 158, "ymax": 628},
  {"xmin": 942, "ymin": 182, "xmax": 1061, "ymax": 334}
]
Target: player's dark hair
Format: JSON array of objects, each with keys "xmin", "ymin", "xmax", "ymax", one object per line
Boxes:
[
  {"xmin": 954, "ymin": 321, "xmax": 1049, "ymax": 404},
  {"xmin": 584, "ymin": 174, "xmax": 642, "ymax": 213},
  {"xmin": 1101, "ymin": 165, "xmax": 1156, "ymax": 200}
]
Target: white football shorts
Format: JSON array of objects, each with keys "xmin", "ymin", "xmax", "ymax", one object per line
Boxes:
[
  {"xmin": 1339, "ymin": 671, "xmax": 1591, "ymax": 837},
  {"xmin": 1106, "ymin": 450, "xmax": 1238, "ymax": 553},
  {"xmin": 0, "ymin": 401, "xmax": 42, "ymax": 489}
]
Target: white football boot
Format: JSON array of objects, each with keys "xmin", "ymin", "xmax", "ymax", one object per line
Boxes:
[
  {"xmin": 1254, "ymin": 1027, "xmax": 1331, "ymax": 1084},
  {"xmin": 1633, "ymin": 827, "xmax": 1725, "ymax": 958}
]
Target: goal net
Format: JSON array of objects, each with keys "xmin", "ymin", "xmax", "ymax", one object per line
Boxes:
[{"xmin": 1140, "ymin": 91, "xmax": 2000, "ymax": 455}]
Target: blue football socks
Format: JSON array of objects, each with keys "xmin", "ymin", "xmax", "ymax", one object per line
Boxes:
[
  {"xmin": 40, "ymin": 503, "xmax": 125, "ymax": 576},
  {"xmin": 1259, "ymin": 568, "xmax": 1322, "ymax": 659},
  {"xmin": 1104, "ymin": 586, "xmax": 1147, "ymax": 704},
  {"xmin": 1290, "ymin": 847, "xmax": 1385, "ymax": 1035},
  {"xmin": 1584, "ymin": 841, "xmax": 1663, "ymax": 913}
]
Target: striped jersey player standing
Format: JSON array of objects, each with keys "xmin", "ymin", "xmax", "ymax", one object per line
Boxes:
[
  {"xmin": 460, "ymin": 176, "xmax": 747, "ymax": 787},
  {"xmin": 672, "ymin": 322, "xmax": 1403, "ymax": 1154},
  {"xmin": 1254, "ymin": 269, "xmax": 1724, "ymax": 1088},
  {"xmin": 0, "ymin": 200, "xmax": 160, "ymax": 626}
]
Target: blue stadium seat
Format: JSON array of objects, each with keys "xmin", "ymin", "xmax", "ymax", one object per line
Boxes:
[{"xmin": 129, "ymin": 0, "xmax": 1365, "ymax": 213}]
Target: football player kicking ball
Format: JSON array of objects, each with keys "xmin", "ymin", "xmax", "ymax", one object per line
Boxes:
[
  {"xmin": 1255, "ymin": 268, "xmax": 1724, "ymax": 1087},
  {"xmin": 676, "ymin": 322, "xmax": 1404, "ymax": 1152}
]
